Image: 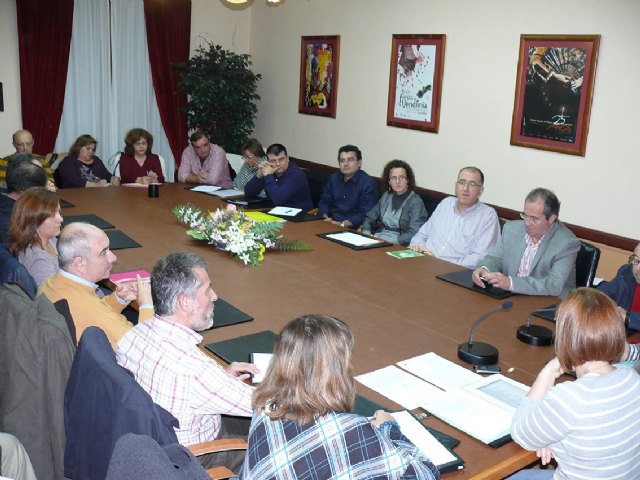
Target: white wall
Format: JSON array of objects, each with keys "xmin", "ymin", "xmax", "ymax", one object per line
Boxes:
[
  {"xmin": 0, "ymin": 1, "xmax": 21, "ymax": 155},
  {"xmin": 191, "ymin": 0, "xmax": 252, "ymax": 55},
  {"xmin": 248, "ymin": 0, "xmax": 640, "ymax": 239}
]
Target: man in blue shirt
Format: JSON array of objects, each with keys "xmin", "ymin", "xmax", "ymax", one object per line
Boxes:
[
  {"xmin": 316, "ymin": 145, "xmax": 378, "ymax": 228},
  {"xmin": 244, "ymin": 144, "xmax": 313, "ymax": 211}
]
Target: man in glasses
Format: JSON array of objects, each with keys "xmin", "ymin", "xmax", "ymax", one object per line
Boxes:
[
  {"xmin": 316, "ymin": 145, "xmax": 378, "ymax": 228},
  {"xmin": 597, "ymin": 243, "xmax": 640, "ymax": 332},
  {"xmin": 409, "ymin": 166, "xmax": 499, "ymax": 268},
  {"xmin": 472, "ymin": 187, "xmax": 580, "ymax": 297}
]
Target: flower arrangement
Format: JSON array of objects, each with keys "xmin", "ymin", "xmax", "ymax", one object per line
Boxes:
[{"xmin": 173, "ymin": 203, "xmax": 311, "ymax": 266}]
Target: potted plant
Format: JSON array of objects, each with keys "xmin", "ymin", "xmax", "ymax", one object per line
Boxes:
[{"xmin": 174, "ymin": 41, "xmax": 261, "ymax": 153}]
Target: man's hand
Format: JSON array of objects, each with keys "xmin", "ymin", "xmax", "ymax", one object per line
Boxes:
[
  {"xmin": 136, "ymin": 276, "xmax": 152, "ymax": 305},
  {"xmin": 370, "ymin": 410, "xmax": 396, "ymax": 427},
  {"xmin": 116, "ymin": 281, "xmax": 138, "ymax": 302},
  {"xmin": 409, "ymin": 245, "xmax": 432, "ymax": 255},
  {"xmin": 259, "ymin": 164, "xmax": 276, "ymax": 177},
  {"xmin": 536, "ymin": 446, "xmax": 554, "ymax": 465},
  {"xmin": 483, "ymin": 271, "xmax": 511, "ymax": 290},
  {"xmin": 471, "ymin": 267, "xmax": 487, "ymax": 287},
  {"xmin": 226, "ymin": 362, "xmax": 259, "ymax": 381},
  {"xmin": 323, "ymin": 215, "xmax": 333, "ymax": 223}
]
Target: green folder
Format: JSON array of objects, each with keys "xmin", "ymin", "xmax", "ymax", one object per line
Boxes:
[{"xmin": 208, "ymin": 298, "xmax": 254, "ymax": 329}]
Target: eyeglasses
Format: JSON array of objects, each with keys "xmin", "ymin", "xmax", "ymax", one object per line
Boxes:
[
  {"xmin": 338, "ymin": 157, "xmax": 358, "ymax": 164},
  {"xmin": 629, "ymin": 255, "xmax": 640, "ymax": 266},
  {"xmin": 134, "ymin": 141, "xmax": 148, "ymax": 147},
  {"xmin": 456, "ymin": 179, "xmax": 482, "ymax": 188},
  {"xmin": 519, "ymin": 212, "xmax": 543, "ymax": 224},
  {"xmin": 390, "ymin": 175, "xmax": 407, "ymax": 182},
  {"xmin": 242, "ymin": 153, "xmax": 256, "ymax": 160}
]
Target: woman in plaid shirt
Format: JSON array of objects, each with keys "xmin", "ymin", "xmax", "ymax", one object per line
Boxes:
[{"xmin": 241, "ymin": 314, "xmax": 441, "ymax": 480}]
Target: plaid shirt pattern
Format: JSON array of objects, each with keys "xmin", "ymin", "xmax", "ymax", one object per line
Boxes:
[
  {"xmin": 241, "ymin": 411, "xmax": 441, "ymax": 480},
  {"xmin": 233, "ymin": 156, "xmax": 268, "ymax": 197},
  {"xmin": 116, "ymin": 316, "xmax": 253, "ymax": 445}
]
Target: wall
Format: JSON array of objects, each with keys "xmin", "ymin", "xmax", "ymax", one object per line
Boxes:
[
  {"xmin": 191, "ymin": 0, "xmax": 252, "ymax": 55},
  {"xmin": 0, "ymin": 1, "xmax": 22, "ymax": 155},
  {"xmin": 248, "ymin": 0, "xmax": 640, "ymax": 239}
]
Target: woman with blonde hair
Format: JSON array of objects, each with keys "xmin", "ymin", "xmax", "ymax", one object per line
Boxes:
[
  {"xmin": 7, "ymin": 186, "xmax": 63, "ymax": 287},
  {"xmin": 241, "ymin": 314, "xmax": 440, "ymax": 480},
  {"xmin": 510, "ymin": 288, "xmax": 640, "ymax": 479}
]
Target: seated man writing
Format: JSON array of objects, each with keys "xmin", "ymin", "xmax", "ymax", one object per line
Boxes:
[
  {"xmin": 472, "ymin": 188, "xmax": 580, "ymax": 297},
  {"xmin": 409, "ymin": 166, "xmax": 499, "ymax": 268},
  {"xmin": 316, "ymin": 144, "xmax": 378, "ymax": 229},
  {"xmin": 597, "ymin": 241, "xmax": 640, "ymax": 332},
  {"xmin": 244, "ymin": 143, "xmax": 313, "ymax": 211}
]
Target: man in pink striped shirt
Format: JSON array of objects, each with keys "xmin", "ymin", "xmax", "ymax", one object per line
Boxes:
[
  {"xmin": 472, "ymin": 188, "xmax": 580, "ymax": 297},
  {"xmin": 116, "ymin": 251, "xmax": 257, "ymax": 471}
]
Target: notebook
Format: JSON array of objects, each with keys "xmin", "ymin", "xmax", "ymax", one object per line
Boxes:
[{"xmin": 436, "ymin": 269, "xmax": 513, "ymax": 300}]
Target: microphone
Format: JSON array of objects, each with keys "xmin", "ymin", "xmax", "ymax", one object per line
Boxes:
[
  {"xmin": 516, "ymin": 306, "xmax": 556, "ymax": 346},
  {"xmin": 458, "ymin": 301, "xmax": 513, "ymax": 365}
]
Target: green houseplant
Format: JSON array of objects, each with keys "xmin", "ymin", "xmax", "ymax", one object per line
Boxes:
[{"xmin": 174, "ymin": 42, "xmax": 261, "ymax": 153}]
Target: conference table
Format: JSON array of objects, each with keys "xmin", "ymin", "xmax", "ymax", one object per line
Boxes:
[{"xmin": 59, "ymin": 183, "xmax": 569, "ymax": 479}]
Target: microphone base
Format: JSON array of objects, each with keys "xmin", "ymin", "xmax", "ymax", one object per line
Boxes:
[
  {"xmin": 458, "ymin": 342, "xmax": 499, "ymax": 366},
  {"xmin": 516, "ymin": 324, "xmax": 554, "ymax": 346}
]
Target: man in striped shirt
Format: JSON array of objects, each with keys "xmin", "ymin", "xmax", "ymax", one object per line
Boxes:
[
  {"xmin": 472, "ymin": 188, "xmax": 580, "ymax": 297},
  {"xmin": 116, "ymin": 251, "xmax": 257, "ymax": 472}
]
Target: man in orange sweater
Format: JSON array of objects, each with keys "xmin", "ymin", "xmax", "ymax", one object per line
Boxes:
[{"xmin": 39, "ymin": 223, "xmax": 153, "ymax": 348}]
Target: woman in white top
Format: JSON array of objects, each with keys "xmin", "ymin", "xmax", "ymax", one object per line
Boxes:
[
  {"xmin": 7, "ymin": 187, "xmax": 63, "ymax": 287},
  {"xmin": 509, "ymin": 288, "xmax": 640, "ymax": 479}
]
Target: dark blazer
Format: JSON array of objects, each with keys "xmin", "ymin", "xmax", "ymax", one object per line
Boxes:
[
  {"xmin": 0, "ymin": 283, "xmax": 75, "ymax": 480},
  {"xmin": 598, "ymin": 264, "xmax": 640, "ymax": 331},
  {"xmin": 479, "ymin": 220, "xmax": 580, "ymax": 297},
  {"xmin": 64, "ymin": 327, "xmax": 179, "ymax": 480}
]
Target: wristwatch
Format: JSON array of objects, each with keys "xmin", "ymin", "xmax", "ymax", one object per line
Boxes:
[
  {"xmin": 340, "ymin": 221, "xmax": 346, "ymax": 227},
  {"xmin": 625, "ymin": 312, "xmax": 631, "ymax": 329}
]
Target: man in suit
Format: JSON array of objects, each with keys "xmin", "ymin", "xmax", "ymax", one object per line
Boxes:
[
  {"xmin": 597, "ymin": 242, "xmax": 640, "ymax": 332},
  {"xmin": 472, "ymin": 188, "xmax": 580, "ymax": 297}
]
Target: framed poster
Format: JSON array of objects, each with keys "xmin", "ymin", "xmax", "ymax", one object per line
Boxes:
[
  {"xmin": 387, "ymin": 34, "xmax": 446, "ymax": 133},
  {"xmin": 299, "ymin": 35, "xmax": 340, "ymax": 118},
  {"xmin": 510, "ymin": 34, "xmax": 600, "ymax": 156}
]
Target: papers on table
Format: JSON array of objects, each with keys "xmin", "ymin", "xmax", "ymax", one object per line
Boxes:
[
  {"xmin": 268, "ymin": 206, "xmax": 302, "ymax": 216},
  {"xmin": 393, "ymin": 410, "xmax": 464, "ymax": 472},
  {"xmin": 327, "ymin": 232, "xmax": 381, "ymax": 247},
  {"xmin": 358, "ymin": 352, "xmax": 530, "ymax": 446},
  {"xmin": 210, "ymin": 188, "xmax": 244, "ymax": 198},
  {"xmin": 398, "ymin": 352, "xmax": 482, "ymax": 391},
  {"xmin": 190, "ymin": 185, "xmax": 222, "ymax": 193},
  {"xmin": 356, "ymin": 365, "xmax": 444, "ymax": 409},
  {"xmin": 245, "ymin": 211, "xmax": 286, "ymax": 223},
  {"xmin": 250, "ymin": 352, "xmax": 273, "ymax": 383}
]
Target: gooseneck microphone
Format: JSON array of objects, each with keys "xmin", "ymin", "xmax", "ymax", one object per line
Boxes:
[
  {"xmin": 458, "ymin": 301, "xmax": 514, "ymax": 365},
  {"xmin": 516, "ymin": 307, "xmax": 556, "ymax": 346}
]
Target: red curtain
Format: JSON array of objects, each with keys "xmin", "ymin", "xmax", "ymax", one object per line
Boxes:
[
  {"xmin": 16, "ymin": 0, "xmax": 74, "ymax": 155},
  {"xmin": 143, "ymin": 0, "xmax": 191, "ymax": 169}
]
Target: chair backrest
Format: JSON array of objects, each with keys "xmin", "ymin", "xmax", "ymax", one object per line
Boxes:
[
  {"xmin": 303, "ymin": 169, "xmax": 331, "ymax": 208},
  {"xmin": 416, "ymin": 190, "xmax": 443, "ymax": 219},
  {"xmin": 107, "ymin": 433, "xmax": 210, "ymax": 480},
  {"xmin": 64, "ymin": 327, "xmax": 179, "ymax": 480},
  {"xmin": 226, "ymin": 153, "xmax": 244, "ymax": 177},
  {"xmin": 576, "ymin": 240, "xmax": 601, "ymax": 287}
]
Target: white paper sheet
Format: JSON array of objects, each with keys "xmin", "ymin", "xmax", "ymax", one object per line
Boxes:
[
  {"xmin": 356, "ymin": 365, "xmax": 444, "ymax": 409},
  {"xmin": 211, "ymin": 188, "xmax": 244, "ymax": 198},
  {"xmin": 326, "ymin": 231, "xmax": 381, "ymax": 247},
  {"xmin": 397, "ymin": 352, "xmax": 481, "ymax": 391},
  {"xmin": 268, "ymin": 206, "xmax": 302, "ymax": 216},
  {"xmin": 392, "ymin": 410, "xmax": 460, "ymax": 469},
  {"xmin": 190, "ymin": 185, "xmax": 222, "ymax": 193},
  {"xmin": 251, "ymin": 353, "xmax": 273, "ymax": 383}
]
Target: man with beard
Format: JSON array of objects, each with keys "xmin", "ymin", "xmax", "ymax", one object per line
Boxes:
[
  {"xmin": 472, "ymin": 188, "xmax": 579, "ymax": 297},
  {"xmin": 116, "ymin": 251, "xmax": 257, "ymax": 472}
]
